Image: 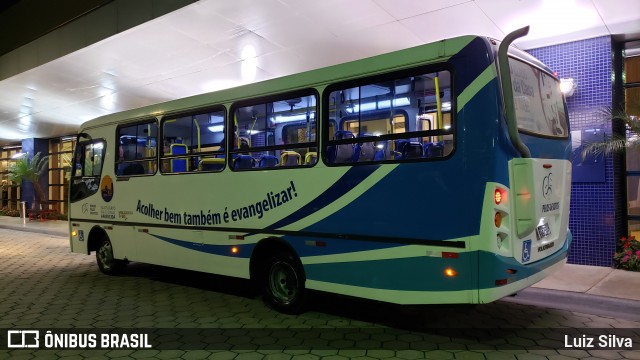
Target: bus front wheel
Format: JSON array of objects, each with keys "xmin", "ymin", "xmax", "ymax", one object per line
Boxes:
[
  {"xmin": 263, "ymin": 252, "xmax": 307, "ymax": 314},
  {"xmin": 96, "ymin": 238, "xmax": 125, "ymax": 275}
]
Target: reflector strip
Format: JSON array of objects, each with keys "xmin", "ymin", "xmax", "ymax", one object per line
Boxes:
[
  {"xmin": 305, "ymin": 240, "xmax": 327, "ymax": 247},
  {"xmin": 442, "ymin": 252, "xmax": 459, "ymax": 259},
  {"xmin": 543, "ymin": 164, "xmax": 552, "ymax": 169},
  {"xmin": 229, "ymin": 235, "xmax": 245, "ymax": 240}
]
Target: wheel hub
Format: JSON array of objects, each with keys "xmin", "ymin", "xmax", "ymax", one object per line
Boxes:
[{"xmin": 269, "ymin": 261, "xmax": 298, "ymax": 304}]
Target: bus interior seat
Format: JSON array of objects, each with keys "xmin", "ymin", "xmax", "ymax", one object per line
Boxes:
[
  {"xmin": 374, "ymin": 141, "xmax": 388, "ymax": 161},
  {"xmin": 393, "ymin": 139, "xmax": 409, "ymax": 159},
  {"xmin": 354, "ymin": 133, "xmax": 375, "ymax": 162},
  {"xmin": 304, "ymin": 151, "xmax": 317, "ymax": 165},
  {"xmin": 233, "ymin": 155, "xmax": 254, "ymax": 169},
  {"xmin": 402, "ymin": 142, "xmax": 423, "ymax": 159},
  {"xmin": 259, "ymin": 155, "xmax": 279, "ymax": 168},
  {"xmin": 280, "ymin": 151, "xmax": 301, "ymax": 166},
  {"xmin": 198, "ymin": 158, "xmax": 224, "ymax": 171},
  {"xmin": 433, "ymin": 142, "xmax": 444, "ymax": 157},
  {"xmin": 170, "ymin": 144, "xmax": 189, "ymax": 172},
  {"xmin": 424, "ymin": 142, "xmax": 444, "ymax": 158},
  {"xmin": 333, "ymin": 130, "xmax": 355, "ymax": 163}
]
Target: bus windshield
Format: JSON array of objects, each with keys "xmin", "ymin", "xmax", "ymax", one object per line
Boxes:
[{"xmin": 509, "ymin": 57, "xmax": 568, "ymax": 138}]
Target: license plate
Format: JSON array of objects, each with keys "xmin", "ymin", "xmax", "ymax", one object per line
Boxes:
[{"xmin": 536, "ymin": 223, "xmax": 551, "ymax": 240}]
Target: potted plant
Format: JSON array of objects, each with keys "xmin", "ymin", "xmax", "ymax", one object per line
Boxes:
[
  {"xmin": 614, "ymin": 236, "xmax": 640, "ymax": 271},
  {"xmin": 7, "ymin": 152, "xmax": 50, "ymax": 213}
]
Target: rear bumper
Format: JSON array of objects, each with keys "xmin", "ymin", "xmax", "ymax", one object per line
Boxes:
[{"xmin": 478, "ymin": 229, "xmax": 572, "ymax": 303}]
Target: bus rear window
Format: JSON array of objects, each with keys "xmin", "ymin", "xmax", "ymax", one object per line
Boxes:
[{"xmin": 509, "ymin": 58, "xmax": 568, "ymax": 138}]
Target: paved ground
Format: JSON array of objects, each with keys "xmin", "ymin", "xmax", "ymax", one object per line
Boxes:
[{"xmin": 0, "ymin": 228, "xmax": 639, "ymax": 359}]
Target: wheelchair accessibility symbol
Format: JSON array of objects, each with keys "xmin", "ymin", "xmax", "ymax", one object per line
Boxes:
[{"xmin": 522, "ymin": 240, "xmax": 532, "ymax": 262}]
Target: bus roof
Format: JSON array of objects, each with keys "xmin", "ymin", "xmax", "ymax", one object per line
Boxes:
[{"xmin": 79, "ymin": 34, "xmax": 544, "ymax": 131}]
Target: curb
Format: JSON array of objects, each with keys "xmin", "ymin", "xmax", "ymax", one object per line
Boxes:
[
  {"xmin": 503, "ymin": 287, "xmax": 640, "ymax": 321},
  {"xmin": 0, "ymin": 223, "xmax": 68, "ymax": 237}
]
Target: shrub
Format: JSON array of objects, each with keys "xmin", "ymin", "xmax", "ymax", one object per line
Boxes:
[{"xmin": 614, "ymin": 236, "xmax": 640, "ymax": 271}]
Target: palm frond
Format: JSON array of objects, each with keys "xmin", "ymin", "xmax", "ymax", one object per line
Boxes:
[
  {"xmin": 581, "ymin": 134, "xmax": 627, "ymax": 159},
  {"xmin": 7, "ymin": 152, "xmax": 49, "ymax": 184},
  {"xmin": 580, "ymin": 107, "xmax": 638, "ymax": 160},
  {"xmin": 34, "ymin": 154, "xmax": 50, "ymax": 177}
]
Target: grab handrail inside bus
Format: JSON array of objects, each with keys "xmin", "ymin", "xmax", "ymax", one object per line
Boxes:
[{"xmin": 498, "ymin": 26, "xmax": 531, "ymax": 158}]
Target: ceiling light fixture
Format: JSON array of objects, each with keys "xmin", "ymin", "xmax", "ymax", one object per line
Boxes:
[{"xmin": 560, "ymin": 78, "xmax": 576, "ymax": 97}]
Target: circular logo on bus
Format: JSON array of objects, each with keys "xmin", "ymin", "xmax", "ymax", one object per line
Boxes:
[{"xmin": 101, "ymin": 175, "xmax": 113, "ymax": 202}]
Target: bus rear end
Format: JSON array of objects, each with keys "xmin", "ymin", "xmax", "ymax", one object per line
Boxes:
[{"xmin": 479, "ymin": 41, "xmax": 572, "ymax": 303}]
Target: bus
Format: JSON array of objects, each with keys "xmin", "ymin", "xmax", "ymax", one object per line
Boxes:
[{"xmin": 69, "ymin": 27, "xmax": 571, "ymax": 314}]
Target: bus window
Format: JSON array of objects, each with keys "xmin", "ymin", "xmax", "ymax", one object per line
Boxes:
[
  {"xmin": 344, "ymin": 114, "xmax": 406, "ymax": 136},
  {"xmin": 115, "ymin": 121, "xmax": 158, "ymax": 176},
  {"xmin": 161, "ymin": 108, "xmax": 226, "ymax": 173},
  {"xmin": 231, "ymin": 91, "xmax": 318, "ymax": 170},
  {"xmin": 509, "ymin": 58, "xmax": 568, "ymax": 138},
  {"xmin": 70, "ymin": 140, "xmax": 105, "ymax": 202},
  {"xmin": 325, "ymin": 69, "xmax": 454, "ymax": 164}
]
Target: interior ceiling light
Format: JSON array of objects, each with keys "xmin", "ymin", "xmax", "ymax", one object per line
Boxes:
[{"xmin": 241, "ymin": 44, "xmax": 257, "ymax": 82}]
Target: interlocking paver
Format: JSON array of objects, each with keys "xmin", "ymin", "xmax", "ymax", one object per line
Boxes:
[
  {"xmin": 2, "ymin": 228, "xmax": 640, "ymax": 360},
  {"xmin": 619, "ymin": 352, "xmax": 640, "ymax": 360},
  {"xmin": 516, "ymin": 353, "xmax": 550, "ymax": 360},
  {"xmin": 308, "ymin": 349, "xmax": 338, "ymax": 356},
  {"xmin": 82, "ymin": 353, "xmax": 111, "ymax": 360},
  {"xmin": 205, "ymin": 350, "xmax": 236, "ymax": 359},
  {"xmin": 557, "ymin": 349, "xmax": 591, "ymax": 358},
  {"xmin": 586, "ymin": 350, "xmax": 624, "ymax": 359},
  {"xmin": 263, "ymin": 353, "xmax": 293, "ymax": 360},
  {"xmin": 422, "ymin": 350, "xmax": 455, "ymax": 359},
  {"xmin": 481, "ymin": 351, "xmax": 518, "ymax": 360},
  {"xmin": 181, "ymin": 350, "xmax": 213, "ymax": 359},
  {"xmin": 547, "ymin": 355, "xmax": 583, "ymax": 360},
  {"xmin": 394, "ymin": 349, "xmax": 425, "ymax": 359}
]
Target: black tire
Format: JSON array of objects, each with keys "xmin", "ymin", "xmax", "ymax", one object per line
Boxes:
[
  {"xmin": 262, "ymin": 252, "xmax": 307, "ymax": 314},
  {"xmin": 96, "ymin": 238, "xmax": 125, "ymax": 275}
]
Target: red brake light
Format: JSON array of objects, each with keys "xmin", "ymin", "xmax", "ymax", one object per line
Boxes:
[{"xmin": 494, "ymin": 189, "xmax": 502, "ymax": 205}]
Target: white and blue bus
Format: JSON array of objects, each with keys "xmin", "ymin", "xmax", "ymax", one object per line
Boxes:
[{"xmin": 69, "ymin": 27, "xmax": 571, "ymax": 313}]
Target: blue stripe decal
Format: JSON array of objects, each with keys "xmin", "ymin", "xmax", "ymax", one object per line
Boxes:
[
  {"xmin": 305, "ymin": 233, "xmax": 571, "ymax": 291},
  {"xmin": 150, "ymin": 232, "xmax": 405, "ymax": 258},
  {"xmin": 147, "ymin": 231, "xmax": 570, "ymax": 292},
  {"xmin": 305, "ymin": 254, "xmax": 475, "ymax": 291},
  {"xmin": 245, "ymin": 165, "xmax": 380, "ymax": 235},
  {"xmin": 282, "ymin": 235, "xmax": 402, "ymax": 257},
  {"xmin": 148, "ymin": 233, "xmax": 255, "ymax": 258}
]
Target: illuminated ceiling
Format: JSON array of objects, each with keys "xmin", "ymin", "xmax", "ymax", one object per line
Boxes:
[{"xmin": 0, "ymin": 0, "xmax": 639, "ymax": 145}]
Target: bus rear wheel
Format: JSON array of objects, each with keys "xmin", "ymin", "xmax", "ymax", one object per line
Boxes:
[
  {"xmin": 96, "ymin": 238, "xmax": 125, "ymax": 275},
  {"xmin": 263, "ymin": 252, "xmax": 307, "ymax": 314}
]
